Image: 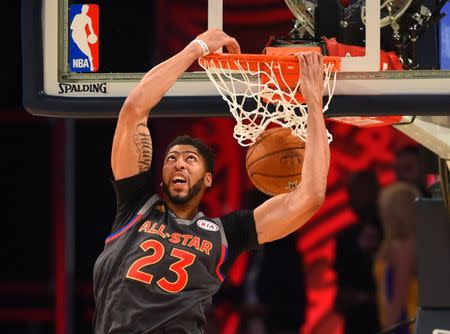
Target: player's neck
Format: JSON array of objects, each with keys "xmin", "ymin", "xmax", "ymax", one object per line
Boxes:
[{"xmin": 165, "ymin": 200, "xmax": 199, "ymax": 220}]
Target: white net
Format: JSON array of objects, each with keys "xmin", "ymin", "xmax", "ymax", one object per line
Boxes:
[{"xmin": 199, "ymin": 55, "xmax": 338, "ymax": 146}]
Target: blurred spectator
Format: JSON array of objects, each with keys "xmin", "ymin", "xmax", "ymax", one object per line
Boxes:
[
  {"xmin": 375, "ymin": 145, "xmax": 427, "ymax": 334},
  {"xmin": 334, "ymin": 170, "xmax": 382, "ymax": 334},
  {"xmin": 375, "ymin": 182, "xmax": 420, "ymax": 334},
  {"xmin": 239, "ymin": 189, "xmax": 307, "ymax": 334},
  {"xmin": 393, "ymin": 146, "xmax": 429, "ymax": 197}
]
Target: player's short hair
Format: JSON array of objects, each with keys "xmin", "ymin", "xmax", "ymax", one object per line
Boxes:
[{"xmin": 165, "ymin": 135, "xmax": 215, "ymax": 175}]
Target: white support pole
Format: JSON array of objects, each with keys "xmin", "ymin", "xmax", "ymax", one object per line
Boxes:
[
  {"xmin": 340, "ymin": 0, "xmax": 380, "ymax": 71},
  {"xmin": 208, "ymin": 0, "xmax": 223, "ymax": 53}
]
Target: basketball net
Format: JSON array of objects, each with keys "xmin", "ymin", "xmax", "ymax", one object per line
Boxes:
[{"xmin": 199, "ymin": 53, "xmax": 339, "ymax": 146}]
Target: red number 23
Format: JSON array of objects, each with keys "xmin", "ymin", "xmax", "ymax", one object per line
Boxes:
[{"xmin": 126, "ymin": 239, "xmax": 196, "ymax": 293}]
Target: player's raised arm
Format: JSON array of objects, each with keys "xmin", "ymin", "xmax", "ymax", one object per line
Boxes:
[
  {"xmin": 111, "ymin": 29, "xmax": 240, "ymax": 180},
  {"xmin": 253, "ymin": 52, "xmax": 330, "ymax": 244}
]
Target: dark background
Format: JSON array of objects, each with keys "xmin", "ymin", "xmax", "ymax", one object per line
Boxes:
[{"xmin": 1, "ymin": 2, "xmax": 117, "ymax": 333}]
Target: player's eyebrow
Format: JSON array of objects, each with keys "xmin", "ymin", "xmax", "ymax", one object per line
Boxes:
[{"xmin": 166, "ymin": 150, "xmax": 200, "ymax": 157}]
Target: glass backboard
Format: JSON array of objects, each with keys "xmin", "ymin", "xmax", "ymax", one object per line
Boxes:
[{"xmin": 22, "ymin": 0, "xmax": 450, "ymax": 118}]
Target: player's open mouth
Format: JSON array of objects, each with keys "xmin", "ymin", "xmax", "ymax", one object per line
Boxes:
[{"xmin": 171, "ymin": 173, "xmax": 188, "ymax": 186}]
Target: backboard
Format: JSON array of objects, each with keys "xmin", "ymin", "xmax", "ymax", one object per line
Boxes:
[{"xmin": 22, "ymin": 0, "xmax": 450, "ymax": 118}]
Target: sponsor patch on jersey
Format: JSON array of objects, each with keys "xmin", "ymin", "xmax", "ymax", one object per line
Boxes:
[
  {"xmin": 69, "ymin": 4, "xmax": 99, "ymax": 72},
  {"xmin": 197, "ymin": 219, "xmax": 219, "ymax": 232}
]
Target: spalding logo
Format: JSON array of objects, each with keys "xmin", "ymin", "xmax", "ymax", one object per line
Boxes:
[{"xmin": 197, "ymin": 219, "xmax": 219, "ymax": 232}]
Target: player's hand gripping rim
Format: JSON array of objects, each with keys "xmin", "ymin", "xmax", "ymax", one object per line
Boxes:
[
  {"xmin": 192, "ymin": 29, "xmax": 241, "ymax": 58},
  {"xmin": 296, "ymin": 51, "xmax": 325, "ymax": 109}
]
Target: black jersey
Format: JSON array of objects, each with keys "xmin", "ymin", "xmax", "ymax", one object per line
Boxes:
[{"xmin": 93, "ymin": 171, "xmax": 258, "ymax": 334}]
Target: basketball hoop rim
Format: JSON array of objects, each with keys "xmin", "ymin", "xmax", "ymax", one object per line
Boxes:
[
  {"xmin": 197, "ymin": 52, "xmax": 340, "ymax": 147},
  {"xmin": 199, "ymin": 53, "xmax": 341, "ymax": 71}
]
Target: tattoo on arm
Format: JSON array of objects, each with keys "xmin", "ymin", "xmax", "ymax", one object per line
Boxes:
[{"xmin": 133, "ymin": 123, "xmax": 152, "ymax": 172}]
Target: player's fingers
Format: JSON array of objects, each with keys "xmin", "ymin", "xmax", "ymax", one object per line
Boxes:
[
  {"xmin": 311, "ymin": 52, "xmax": 318, "ymax": 67},
  {"xmin": 297, "ymin": 55, "xmax": 305, "ymax": 94},
  {"xmin": 306, "ymin": 52, "xmax": 319, "ymax": 79},
  {"xmin": 308, "ymin": 52, "xmax": 319, "ymax": 79},
  {"xmin": 307, "ymin": 53, "xmax": 317, "ymax": 79},
  {"xmin": 317, "ymin": 52, "xmax": 323, "ymax": 66},
  {"xmin": 318, "ymin": 54, "xmax": 324, "ymax": 82},
  {"xmin": 313, "ymin": 53, "xmax": 322, "ymax": 80},
  {"xmin": 303, "ymin": 58, "xmax": 315, "ymax": 89},
  {"xmin": 302, "ymin": 52, "xmax": 311, "ymax": 68},
  {"xmin": 197, "ymin": 29, "xmax": 230, "ymax": 53},
  {"xmin": 305, "ymin": 53, "xmax": 315, "ymax": 79},
  {"xmin": 295, "ymin": 52, "xmax": 303, "ymax": 67},
  {"xmin": 299, "ymin": 54, "xmax": 306, "ymax": 76},
  {"xmin": 226, "ymin": 37, "xmax": 240, "ymax": 54}
]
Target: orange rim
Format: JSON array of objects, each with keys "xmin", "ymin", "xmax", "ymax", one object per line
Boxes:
[
  {"xmin": 199, "ymin": 53, "xmax": 341, "ymax": 73},
  {"xmin": 199, "ymin": 53, "xmax": 340, "ymax": 104}
]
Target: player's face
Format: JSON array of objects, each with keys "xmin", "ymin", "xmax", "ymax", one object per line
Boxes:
[{"xmin": 162, "ymin": 145, "xmax": 212, "ymax": 204}]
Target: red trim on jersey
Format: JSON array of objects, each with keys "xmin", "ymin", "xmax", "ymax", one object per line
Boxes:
[
  {"xmin": 105, "ymin": 213, "xmax": 143, "ymax": 244},
  {"xmin": 216, "ymin": 244, "xmax": 227, "ymax": 282}
]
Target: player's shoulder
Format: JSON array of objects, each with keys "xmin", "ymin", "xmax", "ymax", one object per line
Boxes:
[
  {"xmin": 111, "ymin": 193, "xmax": 163, "ymax": 235},
  {"xmin": 220, "ymin": 209, "xmax": 254, "ymax": 224}
]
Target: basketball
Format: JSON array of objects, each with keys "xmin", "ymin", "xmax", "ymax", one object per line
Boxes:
[
  {"xmin": 88, "ymin": 33, "xmax": 97, "ymax": 44},
  {"xmin": 246, "ymin": 127, "xmax": 306, "ymax": 196}
]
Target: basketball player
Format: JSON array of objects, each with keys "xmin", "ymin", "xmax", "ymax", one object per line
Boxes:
[{"xmin": 93, "ymin": 29, "xmax": 330, "ymax": 333}]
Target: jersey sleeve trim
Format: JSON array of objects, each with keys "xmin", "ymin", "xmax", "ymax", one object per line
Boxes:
[
  {"xmin": 215, "ymin": 244, "xmax": 228, "ymax": 282},
  {"xmin": 105, "ymin": 194, "xmax": 160, "ymax": 244},
  {"xmin": 212, "ymin": 217, "xmax": 228, "ymax": 248},
  {"xmin": 212, "ymin": 217, "xmax": 228, "ymax": 282}
]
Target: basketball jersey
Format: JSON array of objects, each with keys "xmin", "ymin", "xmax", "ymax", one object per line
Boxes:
[
  {"xmin": 93, "ymin": 180, "xmax": 257, "ymax": 334},
  {"xmin": 374, "ymin": 259, "xmax": 418, "ymax": 334}
]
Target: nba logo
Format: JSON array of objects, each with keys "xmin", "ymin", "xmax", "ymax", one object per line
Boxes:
[{"xmin": 69, "ymin": 4, "xmax": 99, "ymax": 72}]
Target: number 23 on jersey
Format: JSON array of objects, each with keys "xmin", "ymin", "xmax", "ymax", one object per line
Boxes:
[{"xmin": 126, "ymin": 239, "xmax": 196, "ymax": 293}]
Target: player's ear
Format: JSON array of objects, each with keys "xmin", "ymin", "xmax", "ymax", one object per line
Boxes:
[{"xmin": 204, "ymin": 172, "xmax": 212, "ymax": 188}]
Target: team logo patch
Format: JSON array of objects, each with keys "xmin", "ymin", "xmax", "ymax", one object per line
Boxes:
[
  {"xmin": 197, "ymin": 220, "xmax": 219, "ymax": 232},
  {"xmin": 69, "ymin": 4, "xmax": 99, "ymax": 72}
]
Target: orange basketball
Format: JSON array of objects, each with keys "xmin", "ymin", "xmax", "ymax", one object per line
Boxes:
[{"xmin": 246, "ymin": 127, "xmax": 305, "ymax": 196}]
